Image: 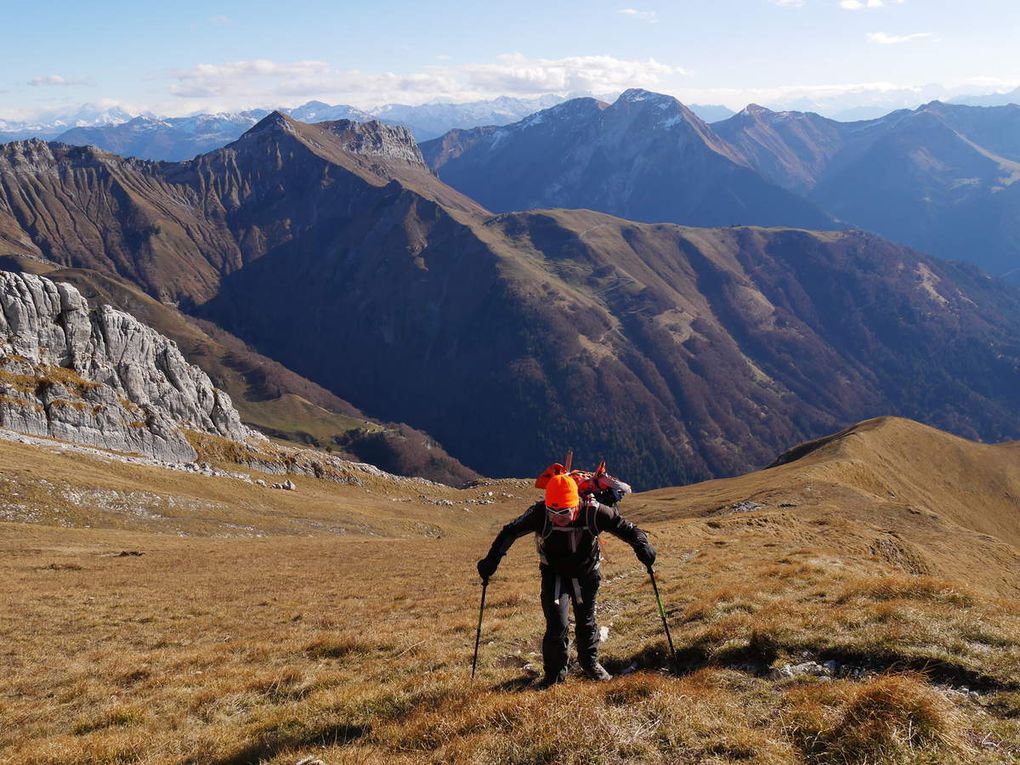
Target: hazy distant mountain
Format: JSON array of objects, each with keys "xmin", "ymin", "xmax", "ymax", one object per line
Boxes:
[
  {"xmin": 693, "ymin": 104, "xmax": 736, "ymax": 123},
  {"xmin": 777, "ymin": 84, "xmax": 952, "ymax": 123},
  {"xmin": 812, "ymin": 105, "xmax": 1020, "ymax": 278},
  {"xmin": 3, "ymin": 115, "xmax": 1020, "ymax": 485},
  {"xmin": 8, "ymin": 96, "xmax": 571, "ymax": 159},
  {"xmin": 0, "ymin": 103, "xmax": 133, "ymax": 143},
  {"xmin": 924, "ymin": 101, "xmax": 1020, "ymax": 161},
  {"xmin": 716, "ymin": 101, "xmax": 1020, "ymax": 277},
  {"xmin": 713, "ymin": 104, "xmax": 899, "ymax": 194},
  {"xmin": 422, "ymin": 89, "xmax": 834, "ymax": 230},
  {"xmin": 56, "ymin": 112, "xmax": 269, "ymax": 161},
  {"xmin": 951, "ymin": 87, "xmax": 1020, "ymax": 108},
  {"xmin": 286, "ymin": 101, "xmax": 373, "ymax": 123},
  {"xmin": 373, "ymin": 95, "xmax": 566, "ymax": 140}
]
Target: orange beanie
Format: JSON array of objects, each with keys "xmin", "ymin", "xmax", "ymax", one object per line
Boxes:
[{"xmin": 545, "ymin": 473, "xmax": 579, "ymax": 510}]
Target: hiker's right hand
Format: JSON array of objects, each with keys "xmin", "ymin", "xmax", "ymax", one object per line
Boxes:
[{"xmin": 477, "ymin": 557, "xmax": 498, "ymax": 581}]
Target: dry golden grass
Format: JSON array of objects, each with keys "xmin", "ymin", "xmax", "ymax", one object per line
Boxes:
[
  {"xmin": 0, "ymin": 364, "xmax": 100, "ymax": 396},
  {"xmin": 2, "ymin": 417, "xmax": 1020, "ymax": 763}
]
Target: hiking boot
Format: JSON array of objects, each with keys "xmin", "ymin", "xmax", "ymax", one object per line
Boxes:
[
  {"xmin": 536, "ymin": 670, "xmax": 568, "ymax": 690},
  {"xmin": 581, "ymin": 661, "xmax": 612, "ymax": 681}
]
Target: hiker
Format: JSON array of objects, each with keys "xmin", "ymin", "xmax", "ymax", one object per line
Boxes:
[{"xmin": 476, "ymin": 470, "xmax": 656, "ymax": 687}]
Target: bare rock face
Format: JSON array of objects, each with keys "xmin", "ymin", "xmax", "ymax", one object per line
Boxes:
[
  {"xmin": 320, "ymin": 119, "xmax": 426, "ymax": 166},
  {"xmin": 0, "ymin": 270, "xmax": 249, "ymax": 461}
]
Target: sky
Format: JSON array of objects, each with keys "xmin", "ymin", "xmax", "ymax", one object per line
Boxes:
[{"xmin": 3, "ymin": 0, "xmax": 1019, "ymax": 122}]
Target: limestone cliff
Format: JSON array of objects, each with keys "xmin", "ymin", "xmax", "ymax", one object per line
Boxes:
[{"xmin": 0, "ymin": 270, "xmax": 249, "ymax": 461}]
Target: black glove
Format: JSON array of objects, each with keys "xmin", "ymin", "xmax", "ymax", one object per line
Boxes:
[
  {"xmin": 637, "ymin": 544, "xmax": 656, "ymax": 568},
  {"xmin": 477, "ymin": 557, "xmax": 498, "ymax": 581}
]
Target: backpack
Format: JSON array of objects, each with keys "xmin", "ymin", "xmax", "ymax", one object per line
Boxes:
[
  {"xmin": 535, "ymin": 459, "xmax": 632, "ymax": 507},
  {"xmin": 532, "ymin": 458, "xmax": 633, "ymax": 572}
]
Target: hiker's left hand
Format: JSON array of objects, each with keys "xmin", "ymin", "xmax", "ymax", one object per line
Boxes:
[
  {"xmin": 637, "ymin": 544, "xmax": 656, "ymax": 567},
  {"xmin": 477, "ymin": 557, "xmax": 498, "ymax": 581}
]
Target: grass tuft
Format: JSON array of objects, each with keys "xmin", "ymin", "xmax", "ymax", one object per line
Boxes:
[
  {"xmin": 788, "ymin": 674, "xmax": 961, "ymax": 764},
  {"xmin": 304, "ymin": 634, "xmax": 377, "ymax": 660},
  {"xmin": 72, "ymin": 705, "xmax": 147, "ymax": 736},
  {"xmin": 837, "ymin": 576, "xmax": 974, "ymax": 607}
]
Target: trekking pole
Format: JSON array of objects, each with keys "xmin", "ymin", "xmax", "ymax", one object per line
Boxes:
[
  {"xmin": 648, "ymin": 566, "xmax": 679, "ymax": 674},
  {"xmin": 471, "ymin": 577, "xmax": 489, "ymax": 680}
]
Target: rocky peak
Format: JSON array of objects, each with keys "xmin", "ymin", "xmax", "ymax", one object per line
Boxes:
[
  {"xmin": 0, "ymin": 270, "xmax": 251, "ymax": 461},
  {"xmin": 318, "ymin": 119, "xmax": 426, "ymax": 167},
  {"xmin": 0, "ymin": 138, "xmax": 114, "ymax": 172},
  {"xmin": 608, "ymin": 89, "xmax": 709, "ymax": 134},
  {"xmin": 740, "ymin": 103, "xmax": 774, "ymax": 120},
  {"xmin": 614, "ymin": 89, "xmax": 682, "ymax": 113},
  {"xmin": 919, "ymin": 100, "xmax": 949, "ymax": 112},
  {"xmin": 0, "ymin": 138, "xmax": 58, "ymax": 166},
  {"xmin": 242, "ymin": 110, "xmax": 295, "ymax": 137},
  {"xmin": 617, "ymin": 88, "xmax": 669, "ymax": 104},
  {"xmin": 231, "ymin": 112, "xmax": 427, "ymax": 168}
]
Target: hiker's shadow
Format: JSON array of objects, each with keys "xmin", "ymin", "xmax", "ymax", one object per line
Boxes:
[
  {"xmin": 603, "ymin": 643, "xmax": 720, "ymax": 678},
  {"xmin": 492, "ymin": 675, "xmax": 538, "ymax": 693}
]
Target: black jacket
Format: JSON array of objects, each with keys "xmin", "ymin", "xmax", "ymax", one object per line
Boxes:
[{"xmin": 483, "ymin": 499, "xmax": 651, "ymax": 576}]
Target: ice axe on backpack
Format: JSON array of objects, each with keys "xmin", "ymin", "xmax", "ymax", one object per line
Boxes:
[{"xmin": 647, "ymin": 566, "xmax": 680, "ymax": 674}]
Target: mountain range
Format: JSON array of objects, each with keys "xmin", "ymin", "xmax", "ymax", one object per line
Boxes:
[
  {"xmin": 426, "ymin": 91, "xmax": 1020, "ymax": 280},
  {"xmin": 0, "ymin": 103, "xmax": 134, "ymax": 140},
  {"xmin": 421, "ymin": 90, "xmax": 835, "ymax": 230},
  {"xmin": 3, "ymin": 112, "xmax": 1020, "ymax": 486},
  {"xmin": 714, "ymin": 100, "xmax": 1020, "ymax": 278},
  {"xmin": 0, "ymin": 97, "xmax": 736, "ymax": 162},
  {"xmin": 19, "ymin": 94, "xmax": 1020, "ymax": 283},
  {"xmin": 0, "ymin": 97, "xmax": 566, "ymax": 158},
  {"xmin": 952, "ymin": 85, "xmax": 1020, "ymax": 107}
]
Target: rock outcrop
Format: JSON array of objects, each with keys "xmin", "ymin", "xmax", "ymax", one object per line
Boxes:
[
  {"xmin": 319, "ymin": 119, "xmax": 426, "ymax": 166},
  {"xmin": 0, "ymin": 270, "xmax": 249, "ymax": 461}
]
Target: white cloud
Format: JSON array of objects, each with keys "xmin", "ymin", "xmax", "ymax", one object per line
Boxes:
[
  {"xmin": 867, "ymin": 31, "xmax": 936, "ymax": 44},
  {"xmin": 771, "ymin": 0, "xmax": 805, "ymax": 7},
  {"xmin": 618, "ymin": 8, "xmax": 658, "ymax": 23},
  {"xmin": 166, "ymin": 55, "xmax": 683, "ymax": 110},
  {"xmin": 169, "ymin": 59, "xmax": 333, "ymax": 98},
  {"xmin": 463, "ymin": 54, "xmax": 681, "ymax": 95},
  {"xmin": 209, "ymin": 15, "xmax": 232, "ymax": 26},
  {"xmin": 28, "ymin": 74, "xmax": 91, "ymax": 87}
]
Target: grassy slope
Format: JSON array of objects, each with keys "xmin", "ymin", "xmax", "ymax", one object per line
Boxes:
[{"xmin": 1, "ymin": 417, "xmax": 1019, "ymax": 764}]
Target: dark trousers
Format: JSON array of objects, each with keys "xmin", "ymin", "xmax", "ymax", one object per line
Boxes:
[{"xmin": 540, "ymin": 567, "xmax": 601, "ymax": 680}]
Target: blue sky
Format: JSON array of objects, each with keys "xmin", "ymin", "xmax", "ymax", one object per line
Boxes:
[{"xmin": 4, "ymin": 0, "xmax": 1019, "ymax": 120}]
